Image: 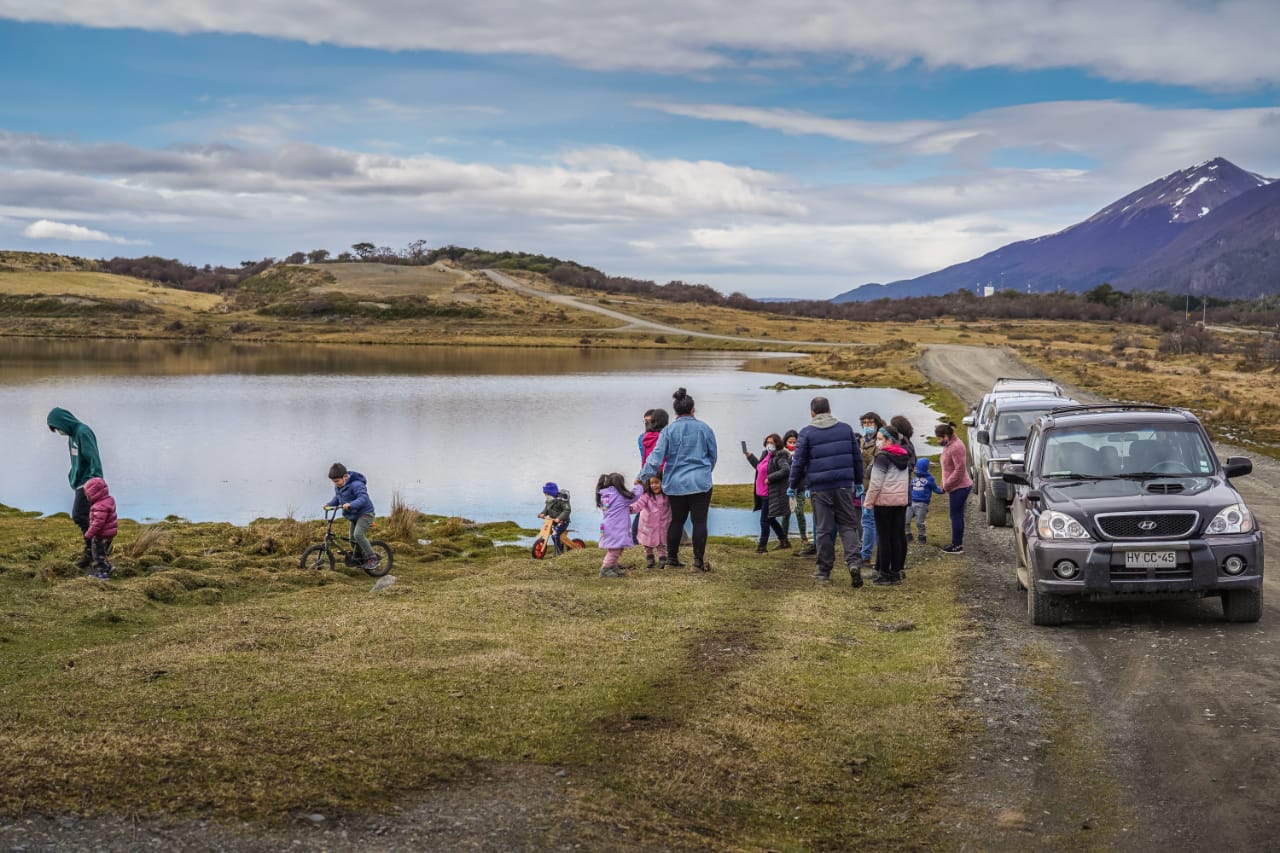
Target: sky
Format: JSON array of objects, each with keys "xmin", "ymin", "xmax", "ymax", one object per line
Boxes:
[{"xmin": 1, "ymin": 1, "xmax": 1279, "ymax": 299}]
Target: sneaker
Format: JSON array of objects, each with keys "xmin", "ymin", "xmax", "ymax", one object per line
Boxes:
[
  {"xmin": 774, "ymin": 540, "xmax": 791, "ymax": 551},
  {"xmin": 941, "ymin": 544, "xmax": 964, "ymax": 554},
  {"xmin": 693, "ymin": 560, "xmax": 711, "ymax": 572},
  {"xmin": 600, "ymin": 568, "xmax": 626, "ymax": 578},
  {"xmin": 91, "ymin": 570, "xmax": 111, "ymax": 580},
  {"xmin": 796, "ymin": 545, "xmax": 817, "ymax": 557},
  {"xmin": 656, "ymin": 557, "xmax": 668, "ymax": 570},
  {"xmin": 755, "ymin": 545, "xmax": 768, "ymax": 554},
  {"xmin": 76, "ymin": 551, "xmax": 94, "ymax": 570},
  {"xmin": 849, "ymin": 571, "xmax": 863, "ymax": 589},
  {"xmin": 365, "ymin": 555, "xmax": 382, "ymax": 570},
  {"xmin": 872, "ymin": 576, "xmax": 902, "ymax": 586},
  {"xmin": 666, "ymin": 560, "xmax": 687, "ymax": 569},
  {"xmin": 812, "ymin": 570, "xmax": 832, "ymax": 581}
]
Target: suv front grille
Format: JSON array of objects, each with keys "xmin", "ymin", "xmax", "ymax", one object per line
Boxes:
[{"xmin": 1095, "ymin": 512, "xmax": 1199, "ymax": 540}]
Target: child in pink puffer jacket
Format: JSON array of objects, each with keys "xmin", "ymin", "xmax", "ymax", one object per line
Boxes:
[
  {"xmin": 631, "ymin": 474, "xmax": 672, "ymax": 569},
  {"xmin": 82, "ymin": 476, "xmax": 117, "ymax": 579}
]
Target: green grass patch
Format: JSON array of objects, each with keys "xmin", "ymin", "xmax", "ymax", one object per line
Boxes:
[{"xmin": 0, "ymin": 503, "xmax": 964, "ymax": 849}]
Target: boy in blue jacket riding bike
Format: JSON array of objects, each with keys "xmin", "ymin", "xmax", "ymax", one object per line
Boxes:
[{"xmin": 324, "ymin": 462, "xmax": 380, "ymax": 572}]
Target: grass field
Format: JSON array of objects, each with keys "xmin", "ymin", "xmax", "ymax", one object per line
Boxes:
[
  {"xmin": 0, "ymin": 503, "xmax": 964, "ymax": 850},
  {"xmin": 0, "ymin": 270, "xmax": 223, "ymax": 312}
]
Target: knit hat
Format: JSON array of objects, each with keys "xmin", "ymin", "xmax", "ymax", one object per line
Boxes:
[{"xmin": 543, "ymin": 481, "xmax": 559, "ymax": 496}]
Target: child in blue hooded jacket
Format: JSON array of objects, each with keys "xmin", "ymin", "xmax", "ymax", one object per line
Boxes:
[
  {"xmin": 324, "ymin": 462, "xmax": 380, "ymax": 572},
  {"xmin": 907, "ymin": 457, "xmax": 944, "ymax": 544}
]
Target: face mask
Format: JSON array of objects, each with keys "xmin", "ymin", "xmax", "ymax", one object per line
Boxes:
[
  {"xmin": 765, "ymin": 443, "xmax": 776, "ymax": 452},
  {"xmin": 861, "ymin": 426, "xmax": 875, "ymax": 438},
  {"xmin": 938, "ymin": 438, "xmax": 948, "ymax": 446}
]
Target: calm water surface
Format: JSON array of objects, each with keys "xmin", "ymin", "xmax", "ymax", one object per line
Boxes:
[{"xmin": 1, "ymin": 341, "xmax": 943, "ymax": 537}]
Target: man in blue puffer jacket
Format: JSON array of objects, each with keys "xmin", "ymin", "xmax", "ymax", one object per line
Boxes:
[
  {"xmin": 788, "ymin": 397, "xmax": 865, "ymax": 587},
  {"xmin": 325, "ymin": 462, "xmax": 380, "ymax": 571}
]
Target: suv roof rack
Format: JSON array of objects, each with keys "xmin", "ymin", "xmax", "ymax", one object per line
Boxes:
[{"xmin": 1045, "ymin": 403, "xmax": 1187, "ymax": 417}]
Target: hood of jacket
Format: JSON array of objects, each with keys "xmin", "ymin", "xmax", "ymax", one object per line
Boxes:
[
  {"xmin": 880, "ymin": 444, "xmax": 911, "ymax": 470},
  {"xmin": 809, "ymin": 413, "xmax": 840, "ymax": 429},
  {"xmin": 47, "ymin": 407, "xmax": 82, "ymax": 434},
  {"xmin": 915, "ymin": 457, "xmax": 931, "ymax": 475},
  {"xmin": 83, "ymin": 476, "xmax": 111, "ymax": 503}
]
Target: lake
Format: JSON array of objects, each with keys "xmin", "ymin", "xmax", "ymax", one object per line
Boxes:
[{"xmin": 1, "ymin": 340, "xmax": 943, "ymax": 537}]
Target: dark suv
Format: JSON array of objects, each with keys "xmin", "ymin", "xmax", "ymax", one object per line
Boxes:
[
  {"xmin": 972, "ymin": 394, "xmax": 1077, "ymax": 528},
  {"xmin": 1002, "ymin": 405, "xmax": 1263, "ymax": 625}
]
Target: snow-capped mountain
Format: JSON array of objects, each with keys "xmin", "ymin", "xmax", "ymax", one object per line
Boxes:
[{"xmin": 833, "ymin": 157, "xmax": 1275, "ymax": 302}]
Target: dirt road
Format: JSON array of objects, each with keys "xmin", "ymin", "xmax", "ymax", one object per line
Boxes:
[
  {"xmin": 922, "ymin": 344, "xmax": 1280, "ymax": 851},
  {"xmin": 480, "ymin": 269, "xmax": 846, "ymax": 347}
]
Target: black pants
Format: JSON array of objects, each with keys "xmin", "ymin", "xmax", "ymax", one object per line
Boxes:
[
  {"xmin": 72, "ymin": 486, "xmax": 90, "ymax": 535},
  {"xmin": 667, "ymin": 490, "xmax": 712, "ymax": 564},
  {"xmin": 873, "ymin": 505, "xmax": 908, "ymax": 580}
]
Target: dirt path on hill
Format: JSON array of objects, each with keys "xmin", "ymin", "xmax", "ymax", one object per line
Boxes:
[
  {"xmin": 921, "ymin": 344, "xmax": 1280, "ymax": 851},
  {"xmin": 480, "ymin": 269, "xmax": 846, "ymax": 347}
]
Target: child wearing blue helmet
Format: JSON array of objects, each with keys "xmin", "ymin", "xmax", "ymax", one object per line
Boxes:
[{"xmin": 539, "ymin": 482, "xmax": 573, "ymax": 555}]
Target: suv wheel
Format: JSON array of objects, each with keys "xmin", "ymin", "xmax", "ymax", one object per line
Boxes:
[
  {"xmin": 987, "ymin": 493, "xmax": 1008, "ymax": 527},
  {"xmin": 1027, "ymin": 580, "xmax": 1064, "ymax": 626},
  {"xmin": 1222, "ymin": 588, "xmax": 1262, "ymax": 623}
]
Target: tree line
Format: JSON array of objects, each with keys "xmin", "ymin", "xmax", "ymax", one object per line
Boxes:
[{"xmin": 99, "ymin": 241, "xmax": 1280, "ymax": 329}]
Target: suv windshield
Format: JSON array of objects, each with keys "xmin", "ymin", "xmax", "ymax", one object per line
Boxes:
[
  {"xmin": 994, "ymin": 407, "xmax": 1056, "ymax": 442},
  {"xmin": 1038, "ymin": 424, "xmax": 1217, "ymax": 479}
]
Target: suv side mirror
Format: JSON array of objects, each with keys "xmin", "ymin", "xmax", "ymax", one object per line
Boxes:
[
  {"xmin": 1002, "ymin": 464, "xmax": 1029, "ymax": 486},
  {"xmin": 1223, "ymin": 456, "xmax": 1253, "ymax": 478},
  {"xmin": 1010, "ymin": 452, "xmax": 1025, "ymax": 464},
  {"xmin": 961, "ymin": 414, "xmax": 975, "ymax": 427},
  {"xmin": 975, "ymin": 429, "xmax": 990, "ymax": 445}
]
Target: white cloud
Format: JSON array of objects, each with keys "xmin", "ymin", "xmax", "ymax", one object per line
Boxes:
[
  {"xmin": 22, "ymin": 218, "xmax": 146, "ymax": 244},
  {"xmin": 0, "ymin": 0, "xmax": 1278, "ymax": 87}
]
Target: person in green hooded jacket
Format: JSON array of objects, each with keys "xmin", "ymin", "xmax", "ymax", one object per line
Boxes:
[{"xmin": 47, "ymin": 407, "xmax": 104, "ymax": 569}]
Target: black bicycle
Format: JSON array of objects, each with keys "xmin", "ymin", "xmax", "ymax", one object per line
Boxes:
[{"xmin": 300, "ymin": 505, "xmax": 394, "ymax": 577}]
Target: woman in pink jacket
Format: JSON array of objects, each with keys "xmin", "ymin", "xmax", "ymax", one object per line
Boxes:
[{"xmin": 935, "ymin": 421, "xmax": 974, "ymax": 555}]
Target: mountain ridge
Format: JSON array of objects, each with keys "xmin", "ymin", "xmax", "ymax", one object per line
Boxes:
[{"xmin": 833, "ymin": 157, "xmax": 1276, "ymax": 302}]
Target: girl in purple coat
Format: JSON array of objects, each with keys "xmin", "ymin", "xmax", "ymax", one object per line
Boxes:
[
  {"xmin": 630, "ymin": 474, "xmax": 672, "ymax": 569},
  {"xmin": 596, "ymin": 472, "xmax": 640, "ymax": 577}
]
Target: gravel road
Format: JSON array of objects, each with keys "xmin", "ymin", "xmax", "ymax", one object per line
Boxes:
[{"xmin": 922, "ymin": 344, "xmax": 1280, "ymax": 851}]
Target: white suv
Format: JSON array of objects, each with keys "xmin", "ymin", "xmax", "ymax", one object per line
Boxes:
[{"xmin": 963, "ymin": 377, "xmax": 1066, "ymax": 478}]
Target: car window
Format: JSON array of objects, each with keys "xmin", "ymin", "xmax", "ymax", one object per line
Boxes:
[
  {"xmin": 1039, "ymin": 424, "xmax": 1215, "ymax": 478},
  {"xmin": 994, "ymin": 408, "xmax": 1054, "ymax": 441}
]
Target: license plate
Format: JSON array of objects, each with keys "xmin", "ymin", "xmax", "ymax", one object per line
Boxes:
[{"xmin": 1124, "ymin": 550, "xmax": 1176, "ymax": 568}]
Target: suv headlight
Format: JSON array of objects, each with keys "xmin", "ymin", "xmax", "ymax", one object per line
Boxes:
[
  {"xmin": 1207, "ymin": 504, "xmax": 1256, "ymax": 535},
  {"xmin": 1036, "ymin": 510, "xmax": 1092, "ymax": 540},
  {"xmin": 987, "ymin": 458, "xmax": 1011, "ymax": 476}
]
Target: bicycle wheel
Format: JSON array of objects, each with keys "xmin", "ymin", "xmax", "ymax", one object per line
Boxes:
[
  {"xmin": 531, "ymin": 537, "xmax": 548, "ymax": 559},
  {"xmin": 300, "ymin": 544, "xmax": 335, "ymax": 571},
  {"xmin": 363, "ymin": 541, "xmax": 394, "ymax": 577},
  {"xmin": 569, "ymin": 538, "xmax": 586, "ymax": 549}
]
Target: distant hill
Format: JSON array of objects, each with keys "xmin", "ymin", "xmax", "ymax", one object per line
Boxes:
[{"xmin": 834, "ymin": 157, "xmax": 1275, "ymax": 302}]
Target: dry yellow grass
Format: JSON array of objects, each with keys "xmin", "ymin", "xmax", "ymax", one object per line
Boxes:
[{"xmin": 0, "ymin": 271, "xmax": 223, "ymax": 311}]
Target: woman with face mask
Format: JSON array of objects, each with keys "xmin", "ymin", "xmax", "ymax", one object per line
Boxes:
[
  {"xmin": 744, "ymin": 433, "xmax": 790, "ymax": 553},
  {"xmin": 782, "ymin": 429, "xmax": 813, "ymax": 555},
  {"xmin": 935, "ymin": 421, "xmax": 973, "ymax": 554}
]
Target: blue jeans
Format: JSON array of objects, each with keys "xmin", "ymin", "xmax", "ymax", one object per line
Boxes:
[
  {"xmin": 948, "ymin": 487, "xmax": 971, "ymax": 547},
  {"xmin": 860, "ymin": 506, "xmax": 877, "ymax": 562},
  {"xmin": 758, "ymin": 501, "xmax": 786, "ymax": 548}
]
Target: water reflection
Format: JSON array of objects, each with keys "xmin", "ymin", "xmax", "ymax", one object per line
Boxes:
[{"xmin": 2, "ymin": 342, "xmax": 943, "ymax": 537}]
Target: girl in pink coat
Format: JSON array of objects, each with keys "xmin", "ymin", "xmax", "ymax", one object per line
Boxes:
[{"xmin": 631, "ymin": 474, "xmax": 672, "ymax": 569}]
